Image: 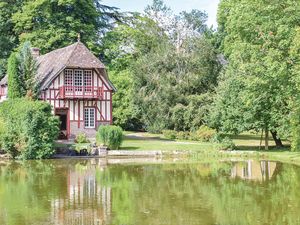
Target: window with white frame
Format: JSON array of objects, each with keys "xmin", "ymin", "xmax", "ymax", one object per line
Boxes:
[
  {"xmin": 84, "ymin": 70, "xmax": 92, "ymax": 92},
  {"xmin": 74, "ymin": 70, "xmax": 83, "ymax": 91},
  {"xmin": 84, "ymin": 108, "xmax": 95, "ymax": 128},
  {"xmin": 64, "ymin": 69, "xmax": 73, "ymax": 91}
]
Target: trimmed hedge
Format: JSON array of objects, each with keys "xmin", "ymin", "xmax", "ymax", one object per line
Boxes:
[
  {"xmin": 96, "ymin": 125, "xmax": 123, "ymax": 150},
  {"xmin": 0, "ymin": 98, "xmax": 59, "ymax": 159}
]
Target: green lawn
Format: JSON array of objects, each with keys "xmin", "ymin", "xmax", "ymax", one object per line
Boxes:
[
  {"xmin": 54, "ymin": 132, "xmax": 300, "ymax": 165},
  {"xmin": 55, "ymin": 131, "xmax": 290, "ymax": 152},
  {"xmin": 121, "ymin": 131, "xmax": 291, "ymax": 151},
  {"xmin": 120, "ymin": 132, "xmax": 300, "ymax": 165},
  {"xmin": 120, "ymin": 138, "xmax": 217, "ymax": 151},
  {"xmin": 229, "ymin": 132, "xmax": 290, "ymax": 151}
]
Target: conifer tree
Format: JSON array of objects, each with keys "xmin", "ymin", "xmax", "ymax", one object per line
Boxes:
[
  {"xmin": 7, "ymin": 52, "xmax": 22, "ymax": 99},
  {"xmin": 18, "ymin": 41, "xmax": 39, "ymax": 99}
]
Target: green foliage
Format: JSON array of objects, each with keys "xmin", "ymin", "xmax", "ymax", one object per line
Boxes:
[
  {"xmin": 212, "ymin": 0, "xmax": 300, "ymax": 148},
  {"xmin": 190, "ymin": 126, "xmax": 217, "ymax": 142},
  {"xmin": 109, "ymin": 70, "xmax": 142, "ymax": 130},
  {"xmin": 176, "ymin": 131, "xmax": 190, "ymax": 140},
  {"xmin": 101, "ymin": 2, "xmax": 219, "ymax": 133},
  {"xmin": 96, "ymin": 125, "xmax": 123, "ymax": 150},
  {"xmin": 101, "ymin": 14, "xmax": 170, "ymax": 131},
  {"xmin": 0, "ymin": 0, "xmax": 120, "ymax": 77},
  {"xmin": 0, "ymin": 98, "xmax": 59, "ymax": 159},
  {"xmin": 216, "ymin": 137, "xmax": 235, "ymax": 151},
  {"xmin": 18, "ymin": 41, "xmax": 39, "ymax": 98},
  {"xmin": 162, "ymin": 130, "xmax": 177, "ymax": 140},
  {"xmin": 0, "ymin": 0, "xmax": 23, "ymax": 77},
  {"xmin": 12, "ymin": 0, "xmax": 120, "ymax": 55},
  {"xmin": 291, "ymin": 100, "xmax": 300, "ymax": 151},
  {"xmin": 163, "ymin": 126, "xmax": 216, "ymax": 142},
  {"xmin": 75, "ymin": 133, "xmax": 90, "ymax": 144},
  {"xmin": 290, "ymin": 29, "xmax": 300, "ymax": 151},
  {"xmin": 132, "ymin": 38, "xmax": 221, "ymax": 132},
  {"xmin": 7, "ymin": 41, "xmax": 39, "ymax": 99},
  {"xmin": 7, "ymin": 52, "xmax": 22, "ymax": 99}
]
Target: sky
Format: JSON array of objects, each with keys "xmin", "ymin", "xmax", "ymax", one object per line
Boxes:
[{"xmin": 102, "ymin": 0, "xmax": 220, "ymax": 28}]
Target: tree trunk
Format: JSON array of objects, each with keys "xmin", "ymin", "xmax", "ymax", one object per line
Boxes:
[
  {"xmin": 265, "ymin": 128, "xmax": 269, "ymax": 150},
  {"xmin": 270, "ymin": 130, "xmax": 284, "ymax": 148}
]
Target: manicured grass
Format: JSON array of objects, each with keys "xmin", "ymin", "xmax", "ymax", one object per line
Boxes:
[
  {"xmin": 229, "ymin": 132, "xmax": 290, "ymax": 151},
  {"xmin": 54, "ymin": 131, "xmax": 290, "ymax": 152},
  {"xmin": 120, "ymin": 138, "xmax": 217, "ymax": 151},
  {"xmin": 121, "ymin": 132, "xmax": 300, "ymax": 165},
  {"xmin": 54, "ymin": 132, "xmax": 300, "ymax": 165},
  {"xmin": 122, "ymin": 131, "xmax": 291, "ymax": 151}
]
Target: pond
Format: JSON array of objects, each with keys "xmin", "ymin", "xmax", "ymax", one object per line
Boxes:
[{"xmin": 0, "ymin": 158, "xmax": 299, "ymax": 225}]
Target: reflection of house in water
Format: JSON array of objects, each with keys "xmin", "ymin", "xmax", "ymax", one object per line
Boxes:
[
  {"xmin": 231, "ymin": 160, "xmax": 277, "ymax": 181},
  {"xmin": 51, "ymin": 159, "xmax": 111, "ymax": 225}
]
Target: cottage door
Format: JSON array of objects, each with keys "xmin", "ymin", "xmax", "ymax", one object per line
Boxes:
[{"xmin": 55, "ymin": 108, "xmax": 69, "ymax": 139}]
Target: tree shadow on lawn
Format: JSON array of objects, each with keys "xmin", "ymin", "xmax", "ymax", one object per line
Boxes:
[
  {"xmin": 235, "ymin": 145, "xmax": 291, "ymax": 152},
  {"xmin": 124, "ymin": 135, "xmax": 174, "ymax": 142},
  {"xmin": 120, "ymin": 146, "xmax": 140, "ymax": 150},
  {"xmin": 228, "ymin": 134, "xmax": 263, "ymax": 141}
]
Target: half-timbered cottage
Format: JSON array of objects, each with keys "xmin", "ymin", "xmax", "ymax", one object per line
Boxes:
[
  {"xmin": 0, "ymin": 41, "xmax": 115, "ymax": 139},
  {"xmin": 0, "ymin": 75, "xmax": 7, "ymax": 103}
]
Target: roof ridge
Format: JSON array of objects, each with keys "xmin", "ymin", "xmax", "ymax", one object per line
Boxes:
[{"xmin": 65, "ymin": 42, "xmax": 80, "ymax": 66}]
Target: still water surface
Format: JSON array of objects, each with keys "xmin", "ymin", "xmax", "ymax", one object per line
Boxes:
[{"xmin": 0, "ymin": 158, "xmax": 299, "ymax": 225}]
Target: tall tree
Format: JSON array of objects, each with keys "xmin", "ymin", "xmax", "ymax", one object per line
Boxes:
[
  {"xmin": 101, "ymin": 13, "xmax": 169, "ymax": 130},
  {"xmin": 211, "ymin": 0, "xmax": 300, "ymax": 149},
  {"xmin": 289, "ymin": 28, "xmax": 300, "ymax": 151},
  {"xmin": 18, "ymin": 41, "xmax": 39, "ymax": 98},
  {"xmin": 7, "ymin": 41, "xmax": 39, "ymax": 99},
  {"xmin": 0, "ymin": 0, "xmax": 24, "ymax": 77},
  {"xmin": 7, "ymin": 52, "xmax": 22, "ymax": 99},
  {"xmin": 12, "ymin": 0, "xmax": 120, "ymax": 54},
  {"xmin": 132, "ymin": 37, "xmax": 221, "ymax": 132}
]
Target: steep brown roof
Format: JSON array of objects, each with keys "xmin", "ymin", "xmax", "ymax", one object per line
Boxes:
[
  {"xmin": 38, "ymin": 41, "xmax": 106, "ymax": 89},
  {"xmin": 0, "ymin": 42, "xmax": 115, "ymax": 91},
  {"xmin": 0, "ymin": 75, "xmax": 7, "ymax": 86}
]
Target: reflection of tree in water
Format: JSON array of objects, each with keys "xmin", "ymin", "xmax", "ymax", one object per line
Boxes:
[
  {"xmin": 97, "ymin": 161, "xmax": 300, "ymax": 225},
  {"xmin": 1, "ymin": 160, "xmax": 300, "ymax": 225},
  {"xmin": 97, "ymin": 162, "xmax": 233, "ymax": 225},
  {"xmin": 201, "ymin": 162, "xmax": 300, "ymax": 225},
  {"xmin": 0, "ymin": 159, "xmax": 112, "ymax": 225},
  {"xmin": 0, "ymin": 160, "xmax": 67, "ymax": 225},
  {"xmin": 231, "ymin": 160, "xmax": 277, "ymax": 181}
]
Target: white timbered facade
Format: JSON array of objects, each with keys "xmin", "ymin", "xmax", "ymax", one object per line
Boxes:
[{"xmin": 0, "ymin": 41, "xmax": 115, "ymax": 139}]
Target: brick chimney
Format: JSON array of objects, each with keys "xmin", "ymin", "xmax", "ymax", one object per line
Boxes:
[{"xmin": 31, "ymin": 47, "xmax": 40, "ymax": 59}]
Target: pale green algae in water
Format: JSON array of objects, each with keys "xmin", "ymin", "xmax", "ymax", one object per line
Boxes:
[{"xmin": 0, "ymin": 158, "xmax": 300, "ymax": 225}]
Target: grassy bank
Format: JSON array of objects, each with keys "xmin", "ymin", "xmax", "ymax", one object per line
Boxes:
[{"xmin": 54, "ymin": 131, "xmax": 300, "ymax": 164}]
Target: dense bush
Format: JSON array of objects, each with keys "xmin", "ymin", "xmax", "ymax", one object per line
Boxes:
[
  {"xmin": 75, "ymin": 133, "xmax": 90, "ymax": 144},
  {"xmin": 162, "ymin": 130, "xmax": 177, "ymax": 140},
  {"xmin": 217, "ymin": 137, "xmax": 236, "ymax": 151},
  {"xmin": 210, "ymin": 133, "xmax": 236, "ymax": 151},
  {"xmin": 0, "ymin": 118, "xmax": 6, "ymax": 150},
  {"xmin": 190, "ymin": 126, "xmax": 216, "ymax": 142},
  {"xmin": 163, "ymin": 126, "xmax": 217, "ymax": 142},
  {"xmin": 96, "ymin": 125, "xmax": 123, "ymax": 150},
  {"xmin": 176, "ymin": 131, "xmax": 190, "ymax": 140},
  {"xmin": 0, "ymin": 98, "xmax": 59, "ymax": 159}
]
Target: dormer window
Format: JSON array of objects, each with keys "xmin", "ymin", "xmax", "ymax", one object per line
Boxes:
[{"xmin": 64, "ymin": 69, "xmax": 93, "ymax": 88}]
